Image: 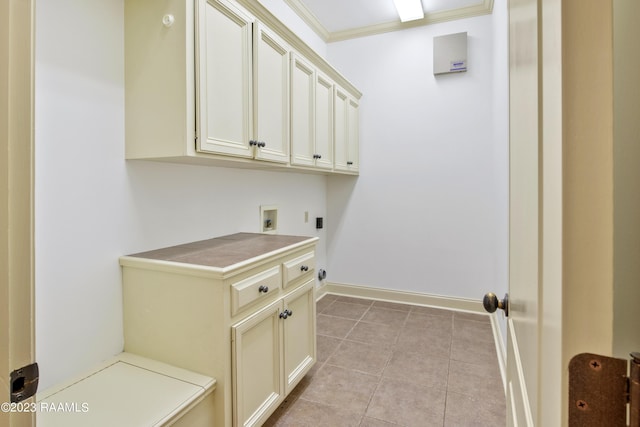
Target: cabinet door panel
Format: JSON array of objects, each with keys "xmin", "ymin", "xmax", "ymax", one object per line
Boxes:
[
  {"xmin": 282, "ymin": 279, "xmax": 316, "ymax": 394},
  {"xmin": 290, "ymin": 54, "xmax": 315, "ymax": 167},
  {"xmin": 198, "ymin": 0, "xmax": 253, "ymax": 157},
  {"xmin": 254, "ymin": 23, "xmax": 289, "ymax": 163},
  {"xmin": 232, "ymin": 300, "xmax": 283, "ymax": 427},
  {"xmin": 314, "ymin": 73, "xmax": 334, "ymax": 170},
  {"xmin": 347, "ymin": 98, "xmax": 360, "ymax": 172},
  {"xmin": 333, "ymin": 87, "xmax": 349, "ymax": 171}
]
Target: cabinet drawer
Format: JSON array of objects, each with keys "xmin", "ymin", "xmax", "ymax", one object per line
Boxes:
[
  {"xmin": 282, "ymin": 252, "xmax": 315, "ymax": 288},
  {"xmin": 231, "ymin": 266, "xmax": 282, "ymax": 315}
]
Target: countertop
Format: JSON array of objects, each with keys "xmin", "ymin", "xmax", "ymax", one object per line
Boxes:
[{"xmin": 125, "ymin": 233, "xmax": 316, "ymax": 269}]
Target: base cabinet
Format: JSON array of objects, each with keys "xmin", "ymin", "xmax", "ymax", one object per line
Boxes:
[
  {"xmin": 232, "ymin": 279, "xmax": 315, "ymax": 426},
  {"xmin": 120, "ymin": 233, "xmax": 318, "ymax": 427}
]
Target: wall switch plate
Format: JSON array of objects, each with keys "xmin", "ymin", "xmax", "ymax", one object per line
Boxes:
[{"xmin": 316, "ymin": 217, "xmax": 323, "ymax": 229}]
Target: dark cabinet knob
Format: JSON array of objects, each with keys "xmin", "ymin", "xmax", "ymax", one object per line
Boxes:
[
  {"xmin": 300, "ymin": 265, "xmax": 309, "ymax": 272},
  {"xmin": 347, "ymin": 161, "xmax": 353, "ymax": 165},
  {"xmin": 279, "ymin": 309, "xmax": 293, "ymax": 319},
  {"xmin": 258, "ymin": 285, "xmax": 269, "ymax": 293},
  {"xmin": 249, "ymin": 140, "xmax": 257, "ymax": 146},
  {"xmin": 258, "ymin": 141, "xmax": 266, "ymax": 148}
]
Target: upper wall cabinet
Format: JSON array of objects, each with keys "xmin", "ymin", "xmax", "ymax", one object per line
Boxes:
[
  {"xmin": 124, "ymin": 0, "xmax": 361, "ymax": 174},
  {"xmin": 290, "ymin": 54, "xmax": 333, "ymax": 171}
]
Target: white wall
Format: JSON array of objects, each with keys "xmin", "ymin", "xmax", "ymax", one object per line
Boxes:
[
  {"xmin": 35, "ymin": 0, "xmax": 328, "ymax": 390},
  {"xmin": 325, "ymin": 5, "xmax": 509, "ymax": 300}
]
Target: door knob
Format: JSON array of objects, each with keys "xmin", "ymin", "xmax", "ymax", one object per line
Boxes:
[{"xmin": 483, "ymin": 292, "xmax": 509, "ymax": 317}]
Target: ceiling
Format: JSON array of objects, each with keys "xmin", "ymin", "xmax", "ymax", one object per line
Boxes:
[{"xmin": 283, "ymin": 0, "xmax": 494, "ymax": 42}]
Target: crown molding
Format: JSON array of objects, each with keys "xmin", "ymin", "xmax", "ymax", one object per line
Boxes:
[
  {"xmin": 285, "ymin": 0, "xmax": 494, "ymax": 43},
  {"xmin": 283, "ymin": 0, "xmax": 330, "ymax": 40}
]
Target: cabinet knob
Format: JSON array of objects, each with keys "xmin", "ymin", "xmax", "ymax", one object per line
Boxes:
[
  {"xmin": 258, "ymin": 285, "xmax": 269, "ymax": 293},
  {"xmin": 279, "ymin": 309, "xmax": 292, "ymax": 319},
  {"xmin": 258, "ymin": 141, "xmax": 266, "ymax": 148},
  {"xmin": 347, "ymin": 161, "xmax": 353, "ymax": 165},
  {"xmin": 313, "ymin": 154, "xmax": 322, "ymax": 159},
  {"xmin": 300, "ymin": 265, "xmax": 309, "ymax": 272},
  {"xmin": 249, "ymin": 140, "xmax": 257, "ymax": 146}
]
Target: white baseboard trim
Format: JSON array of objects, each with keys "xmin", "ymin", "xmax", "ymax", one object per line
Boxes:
[{"xmin": 318, "ymin": 281, "xmax": 484, "ymax": 313}]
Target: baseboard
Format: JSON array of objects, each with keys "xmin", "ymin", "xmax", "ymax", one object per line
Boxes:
[{"xmin": 319, "ymin": 281, "xmax": 484, "ymax": 313}]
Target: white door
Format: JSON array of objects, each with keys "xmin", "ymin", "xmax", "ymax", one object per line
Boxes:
[
  {"xmin": 504, "ymin": 1, "xmax": 638, "ymax": 426},
  {"xmin": 1, "ymin": 0, "xmax": 36, "ymax": 426},
  {"xmin": 506, "ymin": 0, "xmax": 540, "ymax": 424}
]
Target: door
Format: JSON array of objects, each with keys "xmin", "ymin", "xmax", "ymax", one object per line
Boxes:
[
  {"xmin": 507, "ymin": 0, "xmax": 540, "ymax": 425},
  {"xmin": 197, "ymin": 0, "xmax": 254, "ymax": 158},
  {"xmin": 1, "ymin": 0, "xmax": 36, "ymax": 426},
  {"xmin": 290, "ymin": 53, "xmax": 315, "ymax": 167},
  {"xmin": 506, "ymin": 1, "xmax": 634, "ymax": 426},
  {"xmin": 314, "ymin": 72, "xmax": 334, "ymax": 170},
  {"xmin": 282, "ymin": 279, "xmax": 316, "ymax": 394},
  {"xmin": 253, "ymin": 22, "xmax": 290, "ymax": 163},
  {"xmin": 334, "ymin": 87, "xmax": 359, "ymax": 172},
  {"xmin": 232, "ymin": 300, "xmax": 283, "ymax": 427}
]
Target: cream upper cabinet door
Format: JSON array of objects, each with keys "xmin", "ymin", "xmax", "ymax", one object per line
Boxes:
[
  {"xmin": 197, "ymin": 0, "xmax": 254, "ymax": 158},
  {"xmin": 253, "ymin": 22, "xmax": 289, "ymax": 163},
  {"xmin": 347, "ymin": 97, "xmax": 360, "ymax": 172},
  {"xmin": 290, "ymin": 53, "xmax": 315, "ymax": 167},
  {"xmin": 282, "ymin": 279, "xmax": 316, "ymax": 394},
  {"xmin": 334, "ymin": 87, "xmax": 360, "ymax": 173},
  {"xmin": 232, "ymin": 300, "xmax": 284, "ymax": 427},
  {"xmin": 314, "ymin": 72, "xmax": 334, "ymax": 170}
]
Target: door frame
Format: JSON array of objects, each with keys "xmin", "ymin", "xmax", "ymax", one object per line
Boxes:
[{"xmin": 1, "ymin": 0, "xmax": 36, "ymax": 426}]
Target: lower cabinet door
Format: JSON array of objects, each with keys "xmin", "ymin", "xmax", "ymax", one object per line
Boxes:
[
  {"xmin": 282, "ymin": 279, "xmax": 316, "ymax": 394},
  {"xmin": 232, "ymin": 299, "xmax": 284, "ymax": 427}
]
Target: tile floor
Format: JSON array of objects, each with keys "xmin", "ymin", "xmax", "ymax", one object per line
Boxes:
[{"xmin": 265, "ymin": 294, "xmax": 506, "ymax": 427}]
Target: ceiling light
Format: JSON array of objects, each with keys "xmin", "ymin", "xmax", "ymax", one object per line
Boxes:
[{"xmin": 393, "ymin": 0, "xmax": 425, "ymax": 23}]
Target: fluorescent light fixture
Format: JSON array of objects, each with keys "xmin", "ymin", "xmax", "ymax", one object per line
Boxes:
[{"xmin": 393, "ymin": 0, "xmax": 424, "ymax": 22}]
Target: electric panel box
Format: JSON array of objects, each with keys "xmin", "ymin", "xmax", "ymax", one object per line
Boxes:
[{"xmin": 433, "ymin": 32, "xmax": 468, "ymax": 75}]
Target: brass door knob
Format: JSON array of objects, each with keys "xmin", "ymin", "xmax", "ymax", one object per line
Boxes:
[{"xmin": 483, "ymin": 292, "xmax": 509, "ymax": 317}]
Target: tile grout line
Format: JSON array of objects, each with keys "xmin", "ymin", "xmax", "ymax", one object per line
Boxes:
[{"xmin": 441, "ymin": 314, "xmax": 455, "ymax": 427}]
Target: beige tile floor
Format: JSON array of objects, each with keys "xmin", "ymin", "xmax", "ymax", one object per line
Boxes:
[{"xmin": 265, "ymin": 294, "xmax": 506, "ymax": 427}]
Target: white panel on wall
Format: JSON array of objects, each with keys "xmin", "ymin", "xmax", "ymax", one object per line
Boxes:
[{"xmin": 433, "ymin": 31, "xmax": 468, "ymax": 75}]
